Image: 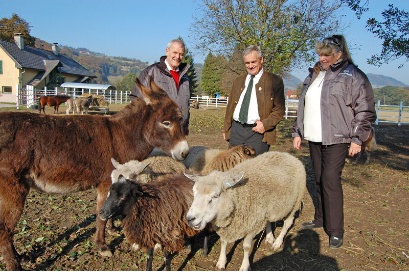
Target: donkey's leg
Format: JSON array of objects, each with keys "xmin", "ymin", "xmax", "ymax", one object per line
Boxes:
[
  {"xmin": 95, "ymin": 181, "xmax": 112, "ymax": 257},
  {"xmin": 0, "ymin": 173, "xmax": 30, "ymax": 270}
]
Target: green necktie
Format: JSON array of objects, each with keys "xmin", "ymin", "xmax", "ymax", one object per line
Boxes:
[{"xmin": 239, "ymin": 75, "xmax": 255, "ymax": 124}]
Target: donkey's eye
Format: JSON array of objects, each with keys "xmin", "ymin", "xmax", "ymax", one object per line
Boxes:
[{"xmin": 162, "ymin": 121, "xmax": 171, "ymax": 126}]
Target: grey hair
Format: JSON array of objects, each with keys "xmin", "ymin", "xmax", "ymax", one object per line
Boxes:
[
  {"xmin": 167, "ymin": 39, "xmax": 186, "ymax": 50},
  {"xmin": 243, "ymin": 45, "xmax": 262, "ymax": 58}
]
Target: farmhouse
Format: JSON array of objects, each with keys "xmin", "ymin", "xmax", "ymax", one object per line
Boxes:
[{"xmin": 0, "ymin": 33, "xmax": 96, "ymax": 102}]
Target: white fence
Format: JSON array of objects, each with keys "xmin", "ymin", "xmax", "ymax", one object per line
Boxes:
[
  {"xmin": 13, "ymin": 88, "xmax": 409, "ymax": 125},
  {"xmin": 16, "ymin": 86, "xmax": 131, "ymax": 109}
]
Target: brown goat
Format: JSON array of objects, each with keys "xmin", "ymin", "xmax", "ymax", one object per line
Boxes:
[{"xmin": 0, "ymin": 77, "xmax": 189, "ymax": 270}]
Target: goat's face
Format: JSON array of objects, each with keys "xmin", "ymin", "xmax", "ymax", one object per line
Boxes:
[{"xmin": 99, "ymin": 175, "xmax": 136, "ymax": 221}]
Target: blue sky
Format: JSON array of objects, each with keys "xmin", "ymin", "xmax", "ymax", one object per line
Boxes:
[{"xmin": 1, "ymin": 0, "xmax": 408, "ymax": 85}]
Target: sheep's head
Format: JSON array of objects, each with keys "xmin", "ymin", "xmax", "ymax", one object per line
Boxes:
[
  {"xmin": 185, "ymin": 170, "xmax": 244, "ymax": 230},
  {"xmin": 110, "ymin": 158, "xmax": 150, "ymax": 183},
  {"xmin": 99, "ymin": 175, "xmax": 142, "ymax": 221}
]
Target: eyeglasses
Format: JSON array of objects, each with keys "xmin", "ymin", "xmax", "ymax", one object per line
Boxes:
[{"xmin": 325, "ymin": 37, "xmax": 341, "ymax": 48}]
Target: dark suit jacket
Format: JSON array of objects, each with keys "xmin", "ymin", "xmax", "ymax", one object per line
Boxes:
[{"xmin": 223, "ymin": 71, "xmax": 285, "ymax": 145}]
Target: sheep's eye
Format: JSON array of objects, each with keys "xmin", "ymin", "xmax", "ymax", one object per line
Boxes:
[
  {"xmin": 208, "ymin": 193, "xmax": 219, "ymax": 204},
  {"xmin": 162, "ymin": 121, "xmax": 171, "ymax": 126}
]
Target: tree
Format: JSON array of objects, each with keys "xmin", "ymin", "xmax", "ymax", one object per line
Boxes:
[
  {"xmin": 345, "ymin": 1, "xmax": 409, "ymax": 68},
  {"xmin": 191, "ymin": 0, "xmax": 345, "ymax": 75},
  {"xmin": 200, "ymin": 52, "xmax": 226, "ymax": 96},
  {"xmin": 112, "ymin": 73, "xmax": 137, "ymax": 92},
  {"xmin": 220, "ymin": 46, "xmax": 246, "ymax": 95},
  {"xmin": 0, "ymin": 13, "xmax": 35, "ymax": 46}
]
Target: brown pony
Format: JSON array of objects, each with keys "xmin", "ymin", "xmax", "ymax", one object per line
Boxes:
[
  {"xmin": 39, "ymin": 95, "xmax": 71, "ymax": 114},
  {"xmin": 0, "ymin": 77, "xmax": 189, "ymax": 270}
]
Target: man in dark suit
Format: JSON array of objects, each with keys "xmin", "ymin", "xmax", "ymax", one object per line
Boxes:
[{"xmin": 223, "ymin": 45, "xmax": 285, "ymax": 155}]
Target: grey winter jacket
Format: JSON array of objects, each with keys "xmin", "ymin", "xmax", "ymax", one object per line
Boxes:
[
  {"xmin": 130, "ymin": 56, "xmax": 191, "ymax": 135},
  {"xmin": 292, "ymin": 60, "xmax": 376, "ymax": 146}
]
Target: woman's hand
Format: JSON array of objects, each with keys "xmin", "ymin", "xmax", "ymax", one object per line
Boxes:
[
  {"xmin": 293, "ymin": 136, "xmax": 302, "ymax": 150},
  {"xmin": 349, "ymin": 142, "xmax": 362, "ymax": 157}
]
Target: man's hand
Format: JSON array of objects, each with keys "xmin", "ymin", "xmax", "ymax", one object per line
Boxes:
[{"xmin": 252, "ymin": 120, "xmax": 265, "ymax": 134}]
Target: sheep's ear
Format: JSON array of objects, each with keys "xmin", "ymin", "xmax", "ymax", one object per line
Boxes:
[
  {"xmin": 184, "ymin": 172, "xmax": 198, "ymax": 182},
  {"xmin": 135, "ymin": 161, "xmax": 150, "ymax": 174},
  {"xmin": 224, "ymin": 171, "xmax": 245, "ymax": 189},
  {"xmin": 111, "ymin": 158, "xmax": 120, "ymax": 169}
]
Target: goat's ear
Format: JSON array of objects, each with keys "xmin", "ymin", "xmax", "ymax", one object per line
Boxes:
[{"xmin": 224, "ymin": 171, "xmax": 245, "ymax": 189}]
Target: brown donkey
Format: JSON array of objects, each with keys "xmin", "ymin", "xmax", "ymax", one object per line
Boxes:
[{"xmin": 0, "ymin": 77, "xmax": 189, "ymax": 270}]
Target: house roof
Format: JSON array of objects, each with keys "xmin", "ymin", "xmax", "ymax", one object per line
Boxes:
[
  {"xmin": 60, "ymin": 82, "xmax": 116, "ymax": 91},
  {"xmin": 0, "ymin": 40, "xmax": 96, "ymax": 78}
]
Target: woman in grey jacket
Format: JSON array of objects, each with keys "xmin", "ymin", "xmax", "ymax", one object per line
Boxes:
[{"xmin": 292, "ymin": 35, "xmax": 376, "ymax": 248}]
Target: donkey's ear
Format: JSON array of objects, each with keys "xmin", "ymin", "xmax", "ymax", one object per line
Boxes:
[{"xmin": 135, "ymin": 76, "xmax": 166, "ymax": 105}]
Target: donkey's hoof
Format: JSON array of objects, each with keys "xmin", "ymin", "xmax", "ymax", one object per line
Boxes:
[{"xmin": 99, "ymin": 249, "xmax": 113, "ymax": 257}]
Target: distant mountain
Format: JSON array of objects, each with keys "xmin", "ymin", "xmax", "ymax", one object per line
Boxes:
[
  {"xmin": 366, "ymin": 73, "xmax": 407, "ymax": 88},
  {"xmin": 36, "ymin": 40, "xmax": 406, "ymax": 89},
  {"xmin": 282, "ymin": 72, "xmax": 408, "ymax": 90},
  {"xmin": 283, "ymin": 74, "xmax": 302, "ymax": 90}
]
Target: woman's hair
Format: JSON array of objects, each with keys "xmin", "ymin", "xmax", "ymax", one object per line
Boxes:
[
  {"xmin": 243, "ymin": 45, "xmax": 263, "ymax": 58},
  {"xmin": 315, "ymin": 34, "xmax": 353, "ymax": 64}
]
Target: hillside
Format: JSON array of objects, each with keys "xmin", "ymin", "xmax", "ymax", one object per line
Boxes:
[
  {"xmin": 367, "ymin": 73, "xmax": 407, "ymax": 88},
  {"xmin": 35, "ymin": 40, "xmax": 406, "ymax": 89}
]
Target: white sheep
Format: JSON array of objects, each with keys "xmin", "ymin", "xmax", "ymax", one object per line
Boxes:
[
  {"xmin": 185, "ymin": 151, "xmax": 306, "ymax": 271},
  {"xmin": 183, "ymin": 144, "xmax": 256, "ymax": 175}
]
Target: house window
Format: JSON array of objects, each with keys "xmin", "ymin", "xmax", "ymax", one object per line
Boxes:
[
  {"xmin": 0, "ymin": 60, "xmax": 3, "ymax": 74},
  {"xmin": 2, "ymin": 86, "xmax": 12, "ymax": 93}
]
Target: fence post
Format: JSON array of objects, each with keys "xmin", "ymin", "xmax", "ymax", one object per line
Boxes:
[
  {"xmin": 398, "ymin": 101, "xmax": 403, "ymax": 127},
  {"xmin": 375, "ymin": 100, "xmax": 380, "ymax": 125},
  {"xmin": 285, "ymin": 96, "xmax": 289, "ymax": 119},
  {"xmin": 16, "ymin": 83, "xmax": 20, "ymax": 109}
]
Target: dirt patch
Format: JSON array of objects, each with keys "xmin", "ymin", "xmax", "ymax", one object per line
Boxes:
[{"xmin": 2, "ymin": 106, "xmax": 409, "ymax": 270}]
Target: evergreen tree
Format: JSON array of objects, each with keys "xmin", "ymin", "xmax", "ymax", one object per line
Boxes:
[{"xmin": 200, "ymin": 52, "xmax": 226, "ymax": 97}]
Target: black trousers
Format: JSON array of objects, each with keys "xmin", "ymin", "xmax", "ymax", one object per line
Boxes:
[
  {"xmin": 229, "ymin": 120, "xmax": 269, "ymax": 155},
  {"xmin": 308, "ymin": 141, "xmax": 349, "ymax": 237}
]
